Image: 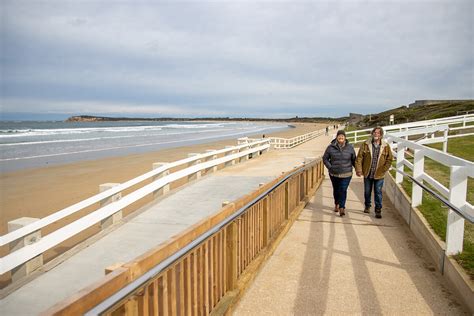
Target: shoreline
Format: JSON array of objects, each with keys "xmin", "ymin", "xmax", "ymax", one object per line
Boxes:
[
  {"xmin": 0, "ymin": 122, "xmax": 326, "ymax": 287},
  {"xmin": 0, "ymin": 123, "xmax": 326, "ymax": 234}
]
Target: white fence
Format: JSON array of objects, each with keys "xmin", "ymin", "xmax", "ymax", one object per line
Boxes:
[
  {"xmin": 385, "ymin": 130, "xmax": 473, "ymax": 256},
  {"xmin": 0, "ymin": 139, "xmax": 271, "ymax": 276},
  {"xmin": 346, "ymin": 114, "xmax": 474, "ymax": 144},
  {"xmin": 270, "ymin": 128, "xmax": 325, "ymax": 149}
]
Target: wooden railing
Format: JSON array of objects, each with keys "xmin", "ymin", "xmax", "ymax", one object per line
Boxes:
[{"xmin": 43, "ymin": 158, "xmax": 324, "ymax": 315}]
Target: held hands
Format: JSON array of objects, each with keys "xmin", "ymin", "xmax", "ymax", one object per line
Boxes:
[{"xmin": 356, "ymin": 171, "xmax": 362, "ymax": 177}]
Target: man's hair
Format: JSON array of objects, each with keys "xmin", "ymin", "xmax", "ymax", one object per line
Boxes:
[{"xmin": 372, "ymin": 126, "xmax": 384, "ymax": 136}]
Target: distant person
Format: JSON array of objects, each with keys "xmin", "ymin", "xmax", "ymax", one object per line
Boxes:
[
  {"xmin": 355, "ymin": 126, "xmax": 393, "ymax": 218},
  {"xmin": 325, "ymin": 126, "xmax": 329, "ymax": 136},
  {"xmin": 323, "ymin": 130, "xmax": 356, "ymax": 217},
  {"xmin": 262, "ymin": 134, "xmax": 265, "ymax": 138}
]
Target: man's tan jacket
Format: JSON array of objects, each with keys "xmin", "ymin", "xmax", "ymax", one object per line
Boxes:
[{"xmin": 355, "ymin": 138, "xmax": 393, "ymax": 180}]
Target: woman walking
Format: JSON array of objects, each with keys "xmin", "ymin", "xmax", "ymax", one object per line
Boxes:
[{"xmin": 323, "ymin": 130, "xmax": 356, "ymax": 216}]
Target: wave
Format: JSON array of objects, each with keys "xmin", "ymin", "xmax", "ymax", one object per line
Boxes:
[
  {"xmin": 0, "ymin": 127, "xmax": 236, "ymax": 146},
  {"xmin": 0, "ymin": 122, "xmax": 238, "ymax": 138},
  {"xmin": 0, "ymin": 127, "xmax": 272, "ymax": 162},
  {"xmin": 0, "ymin": 126, "xmax": 167, "ymax": 138}
]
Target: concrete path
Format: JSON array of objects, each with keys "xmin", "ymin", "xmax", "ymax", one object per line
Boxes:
[
  {"xmin": 233, "ymin": 176, "xmax": 468, "ymax": 315},
  {"xmin": 0, "ymin": 133, "xmax": 333, "ymax": 315}
]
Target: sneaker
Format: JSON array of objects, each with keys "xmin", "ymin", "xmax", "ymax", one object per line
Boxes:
[
  {"xmin": 363, "ymin": 207, "xmax": 370, "ymax": 213},
  {"xmin": 375, "ymin": 208, "xmax": 382, "ymax": 218}
]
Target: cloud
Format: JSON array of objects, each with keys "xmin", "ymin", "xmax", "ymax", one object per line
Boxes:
[{"xmin": 1, "ymin": 0, "xmax": 473, "ymax": 119}]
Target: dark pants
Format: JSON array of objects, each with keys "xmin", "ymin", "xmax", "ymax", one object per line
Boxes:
[
  {"xmin": 329, "ymin": 175, "xmax": 352, "ymax": 209},
  {"xmin": 364, "ymin": 178, "xmax": 384, "ymax": 210}
]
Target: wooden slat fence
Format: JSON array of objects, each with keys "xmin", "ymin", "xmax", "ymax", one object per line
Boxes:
[{"xmin": 43, "ymin": 158, "xmax": 324, "ymax": 316}]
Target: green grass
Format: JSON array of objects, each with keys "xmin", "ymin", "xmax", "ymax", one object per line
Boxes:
[{"xmin": 394, "ymin": 136, "xmax": 474, "ymax": 279}]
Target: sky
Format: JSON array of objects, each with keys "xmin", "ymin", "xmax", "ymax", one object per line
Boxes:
[{"xmin": 1, "ymin": 0, "xmax": 473, "ymax": 120}]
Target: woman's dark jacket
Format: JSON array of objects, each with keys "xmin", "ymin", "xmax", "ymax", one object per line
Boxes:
[{"xmin": 323, "ymin": 139, "xmax": 356, "ymax": 176}]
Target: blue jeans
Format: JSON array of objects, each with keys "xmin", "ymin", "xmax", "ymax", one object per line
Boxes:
[
  {"xmin": 364, "ymin": 178, "xmax": 384, "ymax": 210},
  {"xmin": 329, "ymin": 175, "xmax": 352, "ymax": 209}
]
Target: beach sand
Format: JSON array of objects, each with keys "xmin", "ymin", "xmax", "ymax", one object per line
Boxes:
[{"xmin": 0, "ymin": 122, "xmax": 328, "ymax": 287}]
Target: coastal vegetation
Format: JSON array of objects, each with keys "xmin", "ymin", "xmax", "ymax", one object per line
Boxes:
[
  {"xmin": 65, "ymin": 115, "xmax": 340, "ymax": 123},
  {"xmin": 350, "ymin": 100, "xmax": 473, "ymax": 128}
]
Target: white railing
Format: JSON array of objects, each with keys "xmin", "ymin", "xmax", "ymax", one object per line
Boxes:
[
  {"xmin": 346, "ymin": 114, "xmax": 474, "ymax": 144},
  {"xmin": 385, "ymin": 132, "xmax": 474, "ymax": 256},
  {"xmin": 270, "ymin": 128, "xmax": 325, "ymax": 149},
  {"xmin": 0, "ymin": 139, "xmax": 270, "ymax": 275}
]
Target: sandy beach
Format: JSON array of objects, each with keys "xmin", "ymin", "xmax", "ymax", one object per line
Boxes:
[
  {"xmin": 0, "ymin": 122, "xmax": 329, "ymax": 285},
  {"xmin": 0, "ymin": 122, "xmax": 327, "ymax": 231}
]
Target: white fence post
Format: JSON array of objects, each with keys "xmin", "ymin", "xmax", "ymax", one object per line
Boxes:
[
  {"xmin": 238, "ymin": 138, "xmax": 250, "ymax": 161},
  {"xmin": 446, "ymin": 166, "xmax": 467, "ymax": 255},
  {"xmin": 412, "ymin": 149, "xmax": 424, "ymax": 207},
  {"xmin": 396, "ymin": 142, "xmax": 405, "ymax": 184},
  {"xmin": 152, "ymin": 163, "xmax": 170, "ymax": 198},
  {"xmin": 99, "ymin": 183, "xmax": 122, "ymax": 229},
  {"xmin": 205, "ymin": 150, "xmax": 218, "ymax": 174},
  {"xmin": 225, "ymin": 146, "xmax": 236, "ymax": 166},
  {"xmin": 443, "ymin": 129, "xmax": 448, "ymax": 153},
  {"xmin": 8, "ymin": 217, "xmax": 43, "ymax": 282},
  {"xmin": 187, "ymin": 153, "xmax": 202, "ymax": 181}
]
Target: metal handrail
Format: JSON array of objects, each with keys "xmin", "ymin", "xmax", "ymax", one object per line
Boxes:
[
  {"xmin": 391, "ymin": 168, "xmax": 473, "ymax": 223},
  {"xmin": 85, "ymin": 160, "xmax": 317, "ymax": 315}
]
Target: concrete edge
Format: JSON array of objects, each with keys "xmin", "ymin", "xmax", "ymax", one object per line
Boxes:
[
  {"xmin": 384, "ymin": 173, "xmax": 473, "ymax": 314},
  {"xmin": 443, "ymin": 256, "xmax": 474, "ymax": 313}
]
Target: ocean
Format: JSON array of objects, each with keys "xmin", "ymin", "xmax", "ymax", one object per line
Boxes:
[{"xmin": 0, "ymin": 120, "xmax": 289, "ymax": 173}]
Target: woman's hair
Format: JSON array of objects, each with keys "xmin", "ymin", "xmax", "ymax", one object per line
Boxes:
[{"xmin": 372, "ymin": 126, "xmax": 384, "ymax": 136}]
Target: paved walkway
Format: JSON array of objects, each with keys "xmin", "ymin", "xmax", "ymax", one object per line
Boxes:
[
  {"xmin": 233, "ymin": 176, "xmax": 468, "ymax": 314},
  {"xmin": 0, "ymin": 133, "xmax": 332, "ymax": 315}
]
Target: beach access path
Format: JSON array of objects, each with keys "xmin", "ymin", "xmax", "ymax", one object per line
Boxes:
[
  {"xmin": 0, "ymin": 129, "xmax": 333, "ymax": 315},
  {"xmin": 2, "ymin": 130, "xmax": 467, "ymax": 315}
]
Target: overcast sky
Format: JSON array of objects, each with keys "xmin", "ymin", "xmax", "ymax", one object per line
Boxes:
[{"xmin": 1, "ymin": 0, "xmax": 473, "ymax": 120}]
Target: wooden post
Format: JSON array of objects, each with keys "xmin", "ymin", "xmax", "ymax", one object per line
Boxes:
[
  {"xmin": 262, "ymin": 197, "xmax": 269, "ymax": 245},
  {"xmin": 8, "ymin": 217, "xmax": 43, "ymax": 282},
  {"xmin": 443, "ymin": 129, "xmax": 448, "ymax": 153},
  {"xmin": 395, "ymin": 143, "xmax": 405, "ymax": 184},
  {"xmin": 205, "ymin": 150, "xmax": 218, "ymax": 173},
  {"xmin": 152, "ymin": 162, "xmax": 170, "ymax": 198},
  {"xmin": 104, "ymin": 262, "xmax": 125, "ymax": 275},
  {"xmin": 188, "ymin": 153, "xmax": 202, "ymax": 181},
  {"xmin": 446, "ymin": 166, "xmax": 467, "ymax": 255},
  {"xmin": 99, "ymin": 183, "xmax": 122, "ymax": 229},
  {"xmin": 224, "ymin": 146, "xmax": 236, "ymax": 166},
  {"xmin": 225, "ymin": 222, "xmax": 238, "ymax": 291},
  {"xmin": 284, "ymin": 182, "xmax": 290, "ymax": 219},
  {"xmin": 412, "ymin": 149, "xmax": 424, "ymax": 207}
]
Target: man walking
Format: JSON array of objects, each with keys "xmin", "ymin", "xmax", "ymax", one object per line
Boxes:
[{"xmin": 355, "ymin": 127, "xmax": 393, "ymax": 218}]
